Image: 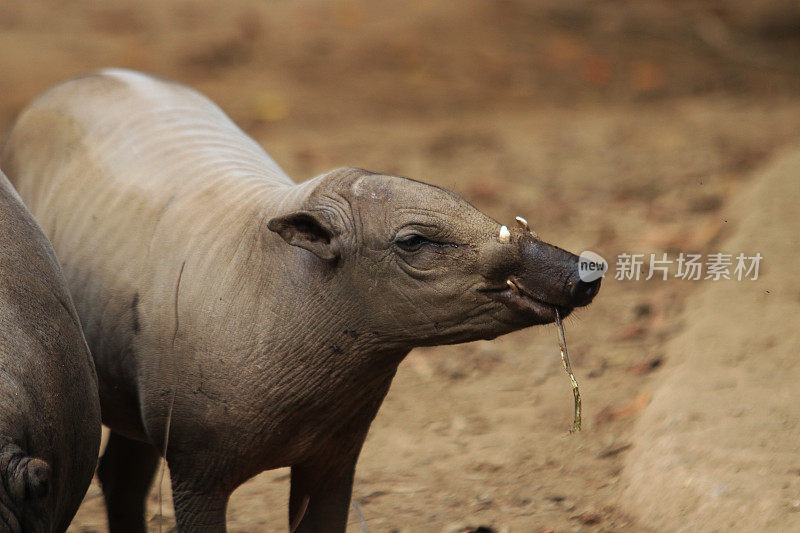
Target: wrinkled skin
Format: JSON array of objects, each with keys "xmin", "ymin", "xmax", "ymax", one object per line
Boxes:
[
  {"xmin": 1, "ymin": 70, "xmax": 599, "ymax": 532},
  {"xmin": 0, "ymin": 170, "xmax": 101, "ymax": 532}
]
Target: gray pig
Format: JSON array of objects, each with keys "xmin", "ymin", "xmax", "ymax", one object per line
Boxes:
[
  {"xmin": 1, "ymin": 69, "xmax": 600, "ymax": 532},
  {"xmin": 0, "ymin": 170, "xmax": 101, "ymax": 531}
]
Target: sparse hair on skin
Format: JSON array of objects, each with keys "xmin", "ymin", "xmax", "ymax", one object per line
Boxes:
[{"xmin": 158, "ymin": 259, "xmax": 185, "ymax": 531}]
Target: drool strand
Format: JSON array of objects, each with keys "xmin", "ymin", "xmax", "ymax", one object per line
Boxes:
[{"xmin": 555, "ymin": 307, "xmax": 581, "ymax": 433}]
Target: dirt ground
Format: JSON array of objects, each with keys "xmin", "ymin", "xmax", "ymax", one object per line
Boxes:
[{"xmin": 1, "ymin": 1, "xmax": 799, "ymax": 531}]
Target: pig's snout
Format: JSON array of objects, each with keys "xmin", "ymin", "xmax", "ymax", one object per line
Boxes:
[
  {"xmin": 570, "ymin": 274, "xmax": 601, "ymax": 307},
  {"xmin": 514, "ymin": 239, "xmax": 601, "ymax": 309}
]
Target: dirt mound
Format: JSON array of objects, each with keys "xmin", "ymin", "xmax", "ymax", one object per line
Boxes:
[{"xmin": 619, "ymin": 148, "xmax": 800, "ymax": 531}]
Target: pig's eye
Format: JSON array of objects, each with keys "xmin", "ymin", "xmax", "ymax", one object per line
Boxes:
[{"xmin": 396, "ymin": 234, "xmax": 431, "ymax": 252}]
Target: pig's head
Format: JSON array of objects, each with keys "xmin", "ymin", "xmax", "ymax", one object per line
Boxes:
[{"xmin": 268, "ymin": 168, "xmax": 600, "ymax": 347}]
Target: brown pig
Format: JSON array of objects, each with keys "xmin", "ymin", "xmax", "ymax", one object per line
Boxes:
[
  {"xmin": 0, "ymin": 170, "xmax": 101, "ymax": 531},
  {"xmin": 1, "ymin": 69, "xmax": 599, "ymax": 532}
]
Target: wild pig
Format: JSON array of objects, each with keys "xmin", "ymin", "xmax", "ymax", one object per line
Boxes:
[
  {"xmin": 0, "ymin": 170, "xmax": 101, "ymax": 531},
  {"xmin": 2, "ymin": 69, "xmax": 599, "ymax": 531}
]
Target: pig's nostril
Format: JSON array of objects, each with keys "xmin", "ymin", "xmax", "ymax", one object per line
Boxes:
[{"xmin": 569, "ymin": 278, "xmax": 601, "ymax": 306}]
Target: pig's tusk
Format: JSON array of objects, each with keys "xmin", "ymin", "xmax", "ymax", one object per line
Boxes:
[
  {"xmin": 498, "ymin": 225, "xmax": 510, "ymax": 243},
  {"xmin": 506, "ymin": 279, "xmax": 520, "ymax": 294},
  {"xmin": 515, "ymin": 215, "xmax": 540, "ymax": 239}
]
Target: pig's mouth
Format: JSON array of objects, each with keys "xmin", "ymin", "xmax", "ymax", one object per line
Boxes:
[{"xmin": 480, "ymin": 276, "xmax": 573, "ymax": 323}]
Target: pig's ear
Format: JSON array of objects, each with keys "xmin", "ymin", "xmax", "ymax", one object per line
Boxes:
[{"xmin": 267, "ymin": 210, "xmax": 340, "ymax": 261}]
